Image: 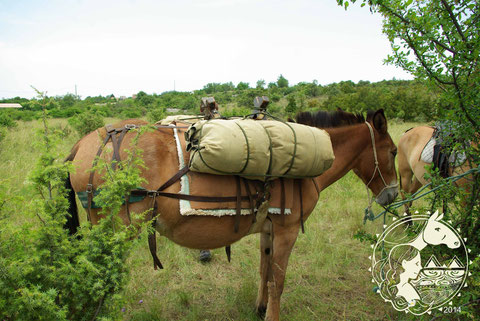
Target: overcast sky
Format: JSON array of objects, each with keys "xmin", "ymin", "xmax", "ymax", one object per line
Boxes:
[{"xmin": 0, "ymin": 0, "xmax": 412, "ymax": 99}]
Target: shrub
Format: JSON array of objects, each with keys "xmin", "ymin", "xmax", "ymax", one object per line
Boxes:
[
  {"xmin": 68, "ymin": 111, "xmax": 105, "ymax": 136},
  {"xmin": 0, "ymin": 127, "xmax": 6, "ymax": 144},
  {"xmin": 121, "ymin": 108, "xmax": 143, "ymax": 119},
  {"xmin": 0, "ymin": 108, "xmax": 148, "ymax": 320},
  {"xmin": 147, "ymin": 108, "xmax": 166, "ymax": 123},
  {"xmin": 0, "ymin": 113, "xmax": 17, "ymax": 128}
]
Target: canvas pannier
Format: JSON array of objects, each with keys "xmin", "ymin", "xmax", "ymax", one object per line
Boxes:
[{"xmin": 185, "ymin": 119, "xmax": 334, "ymax": 180}]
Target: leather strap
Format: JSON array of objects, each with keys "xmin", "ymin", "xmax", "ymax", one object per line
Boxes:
[
  {"xmin": 243, "ymin": 178, "xmax": 256, "ymax": 223},
  {"xmin": 311, "ymin": 178, "xmax": 320, "ymax": 195},
  {"xmin": 297, "ymin": 179, "xmax": 305, "ymax": 233},
  {"xmin": 225, "ymin": 245, "xmax": 231, "ymax": 262},
  {"xmin": 148, "ymin": 201, "xmax": 163, "ymax": 270},
  {"xmin": 130, "ymin": 190, "xmax": 254, "ymax": 203},
  {"xmin": 87, "ymin": 131, "xmax": 112, "ymax": 221},
  {"xmin": 234, "ymin": 176, "xmax": 242, "ymax": 233},
  {"xmin": 124, "ymin": 194, "xmax": 132, "ymax": 224},
  {"xmin": 280, "ymin": 178, "xmax": 286, "ymax": 225},
  {"xmin": 156, "ymin": 166, "xmax": 189, "ymax": 191}
]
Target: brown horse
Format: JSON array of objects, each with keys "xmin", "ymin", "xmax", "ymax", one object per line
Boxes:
[
  {"xmin": 397, "ymin": 125, "xmax": 473, "ymax": 214},
  {"xmin": 65, "ymin": 109, "xmax": 398, "ymax": 321}
]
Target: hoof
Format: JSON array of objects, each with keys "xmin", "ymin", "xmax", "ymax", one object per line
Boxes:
[
  {"xmin": 199, "ymin": 250, "xmax": 212, "ymax": 263},
  {"xmin": 256, "ymin": 305, "xmax": 266, "ymax": 319}
]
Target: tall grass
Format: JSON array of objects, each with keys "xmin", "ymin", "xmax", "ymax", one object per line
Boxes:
[{"xmin": 1, "ymin": 119, "xmax": 422, "ymax": 320}]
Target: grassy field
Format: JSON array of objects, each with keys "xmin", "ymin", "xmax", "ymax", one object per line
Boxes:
[{"xmin": 0, "ymin": 118, "xmax": 425, "ymax": 320}]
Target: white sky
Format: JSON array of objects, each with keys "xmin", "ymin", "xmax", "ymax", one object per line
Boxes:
[{"xmin": 0, "ymin": 0, "xmax": 412, "ymax": 99}]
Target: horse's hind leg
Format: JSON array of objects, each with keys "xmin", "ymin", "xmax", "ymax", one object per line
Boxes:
[{"xmin": 264, "ymin": 223, "xmax": 300, "ymax": 321}]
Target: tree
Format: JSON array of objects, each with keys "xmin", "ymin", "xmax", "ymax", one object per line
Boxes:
[
  {"xmin": 267, "ymin": 82, "xmax": 278, "ymax": 89},
  {"xmin": 285, "ymin": 95, "xmax": 297, "ymax": 115},
  {"xmin": 277, "ymin": 74, "xmax": 289, "ymax": 88},
  {"xmin": 256, "ymin": 79, "xmax": 266, "ymax": 89},
  {"xmin": 236, "ymin": 82, "xmax": 250, "ymax": 90},
  {"xmin": 135, "ymin": 91, "xmax": 154, "ymax": 107},
  {"xmin": 59, "ymin": 94, "xmax": 76, "ymax": 108},
  {"xmin": 338, "ymin": 0, "xmax": 479, "ymax": 131},
  {"xmin": 338, "ymin": 0, "xmax": 480, "ymax": 316}
]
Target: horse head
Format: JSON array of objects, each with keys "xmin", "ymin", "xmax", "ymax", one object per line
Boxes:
[
  {"xmin": 422, "ymin": 211, "xmax": 460, "ymax": 248},
  {"xmin": 353, "ymin": 109, "xmax": 398, "ymax": 206}
]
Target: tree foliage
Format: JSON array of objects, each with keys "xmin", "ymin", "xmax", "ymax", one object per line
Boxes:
[
  {"xmin": 277, "ymin": 74, "xmax": 289, "ymax": 88},
  {"xmin": 338, "ymin": 0, "xmax": 480, "ymax": 318},
  {"xmin": 68, "ymin": 110, "xmax": 105, "ymax": 136},
  {"xmin": 0, "ymin": 92, "xmax": 148, "ymax": 320}
]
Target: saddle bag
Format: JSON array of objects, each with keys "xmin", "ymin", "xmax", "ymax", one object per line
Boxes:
[{"xmin": 185, "ymin": 119, "xmax": 334, "ymax": 180}]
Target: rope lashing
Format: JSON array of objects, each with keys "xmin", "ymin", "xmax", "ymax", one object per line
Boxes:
[{"xmin": 363, "ymin": 166, "xmax": 480, "ymax": 224}]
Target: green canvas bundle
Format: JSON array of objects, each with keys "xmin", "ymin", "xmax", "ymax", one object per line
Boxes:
[{"xmin": 185, "ymin": 119, "xmax": 334, "ymax": 180}]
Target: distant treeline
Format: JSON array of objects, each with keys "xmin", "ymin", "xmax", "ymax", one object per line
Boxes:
[{"xmin": 0, "ymin": 77, "xmax": 442, "ymax": 123}]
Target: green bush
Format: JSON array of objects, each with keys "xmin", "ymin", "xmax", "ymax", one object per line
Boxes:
[
  {"xmin": 0, "ymin": 127, "xmax": 6, "ymax": 144},
  {"xmin": 49, "ymin": 106, "xmax": 83, "ymax": 118},
  {"xmin": 0, "ymin": 113, "xmax": 148, "ymax": 320},
  {"xmin": 121, "ymin": 108, "xmax": 143, "ymax": 119},
  {"xmin": 0, "ymin": 113, "xmax": 17, "ymax": 128},
  {"xmin": 222, "ymin": 107, "xmax": 251, "ymax": 118},
  {"xmin": 147, "ymin": 108, "xmax": 166, "ymax": 123},
  {"xmin": 68, "ymin": 111, "xmax": 105, "ymax": 136}
]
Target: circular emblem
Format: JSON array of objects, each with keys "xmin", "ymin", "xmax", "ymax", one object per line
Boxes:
[{"xmin": 371, "ymin": 211, "xmax": 469, "ymax": 315}]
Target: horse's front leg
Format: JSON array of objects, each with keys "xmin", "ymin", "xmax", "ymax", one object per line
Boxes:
[
  {"xmin": 265, "ymin": 222, "xmax": 300, "ymax": 321},
  {"xmin": 256, "ymin": 220, "xmax": 273, "ymax": 318}
]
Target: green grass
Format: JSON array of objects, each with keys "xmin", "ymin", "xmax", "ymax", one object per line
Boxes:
[{"xmin": 1, "ymin": 119, "xmax": 422, "ymax": 320}]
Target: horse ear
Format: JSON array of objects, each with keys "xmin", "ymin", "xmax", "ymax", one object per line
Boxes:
[
  {"xmin": 430, "ymin": 210, "xmax": 443, "ymax": 221},
  {"xmin": 372, "ymin": 109, "xmax": 387, "ymax": 134}
]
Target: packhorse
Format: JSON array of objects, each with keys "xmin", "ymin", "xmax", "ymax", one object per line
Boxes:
[
  {"xmin": 397, "ymin": 125, "xmax": 473, "ymax": 215},
  {"xmin": 64, "ymin": 109, "xmax": 398, "ymax": 321}
]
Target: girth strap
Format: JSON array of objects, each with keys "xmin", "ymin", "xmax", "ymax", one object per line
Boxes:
[
  {"xmin": 280, "ymin": 177, "xmax": 286, "ymax": 225},
  {"xmin": 296, "ymin": 179, "xmax": 305, "ymax": 233},
  {"xmin": 131, "ymin": 190, "xmax": 255, "ymax": 203},
  {"xmin": 148, "ymin": 201, "xmax": 163, "ymax": 270},
  {"xmin": 235, "ymin": 176, "xmax": 242, "ymax": 233}
]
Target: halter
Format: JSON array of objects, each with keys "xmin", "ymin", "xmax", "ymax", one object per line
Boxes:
[{"xmin": 364, "ymin": 122, "xmax": 398, "ymax": 208}]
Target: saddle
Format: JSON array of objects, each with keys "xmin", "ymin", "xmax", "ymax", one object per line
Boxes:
[{"xmin": 420, "ymin": 124, "xmax": 467, "ymax": 177}]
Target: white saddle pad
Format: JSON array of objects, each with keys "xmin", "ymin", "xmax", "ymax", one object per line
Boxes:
[
  {"xmin": 420, "ymin": 137, "xmax": 436, "ymax": 163},
  {"xmin": 421, "ymin": 137, "xmax": 467, "ymax": 167}
]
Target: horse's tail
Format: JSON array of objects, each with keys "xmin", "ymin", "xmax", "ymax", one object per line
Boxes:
[
  {"xmin": 64, "ymin": 142, "xmax": 80, "ymax": 235},
  {"xmin": 64, "ymin": 173, "xmax": 80, "ymax": 235}
]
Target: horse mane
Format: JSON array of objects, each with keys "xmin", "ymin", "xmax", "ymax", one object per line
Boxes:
[{"xmin": 294, "ymin": 108, "xmax": 376, "ymax": 128}]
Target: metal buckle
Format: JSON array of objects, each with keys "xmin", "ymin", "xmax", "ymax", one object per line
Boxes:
[
  {"xmin": 86, "ymin": 183, "xmax": 93, "ymax": 193},
  {"xmin": 147, "ymin": 191, "xmax": 157, "ymax": 198},
  {"xmin": 125, "ymin": 124, "xmax": 137, "ymax": 130}
]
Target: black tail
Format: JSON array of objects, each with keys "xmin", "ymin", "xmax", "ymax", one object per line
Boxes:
[{"xmin": 64, "ymin": 173, "xmax": 80, "ymax": 235}]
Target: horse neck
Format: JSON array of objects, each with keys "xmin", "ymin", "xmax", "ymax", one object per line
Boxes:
[{"xmin": 314, "ymin": 124, "xmax": 370, "ymax": 191}]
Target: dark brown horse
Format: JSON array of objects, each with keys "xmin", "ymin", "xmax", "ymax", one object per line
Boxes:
[{"xmin": 65, "ymin": 109, "xmax": 398, "ymax": 321}]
